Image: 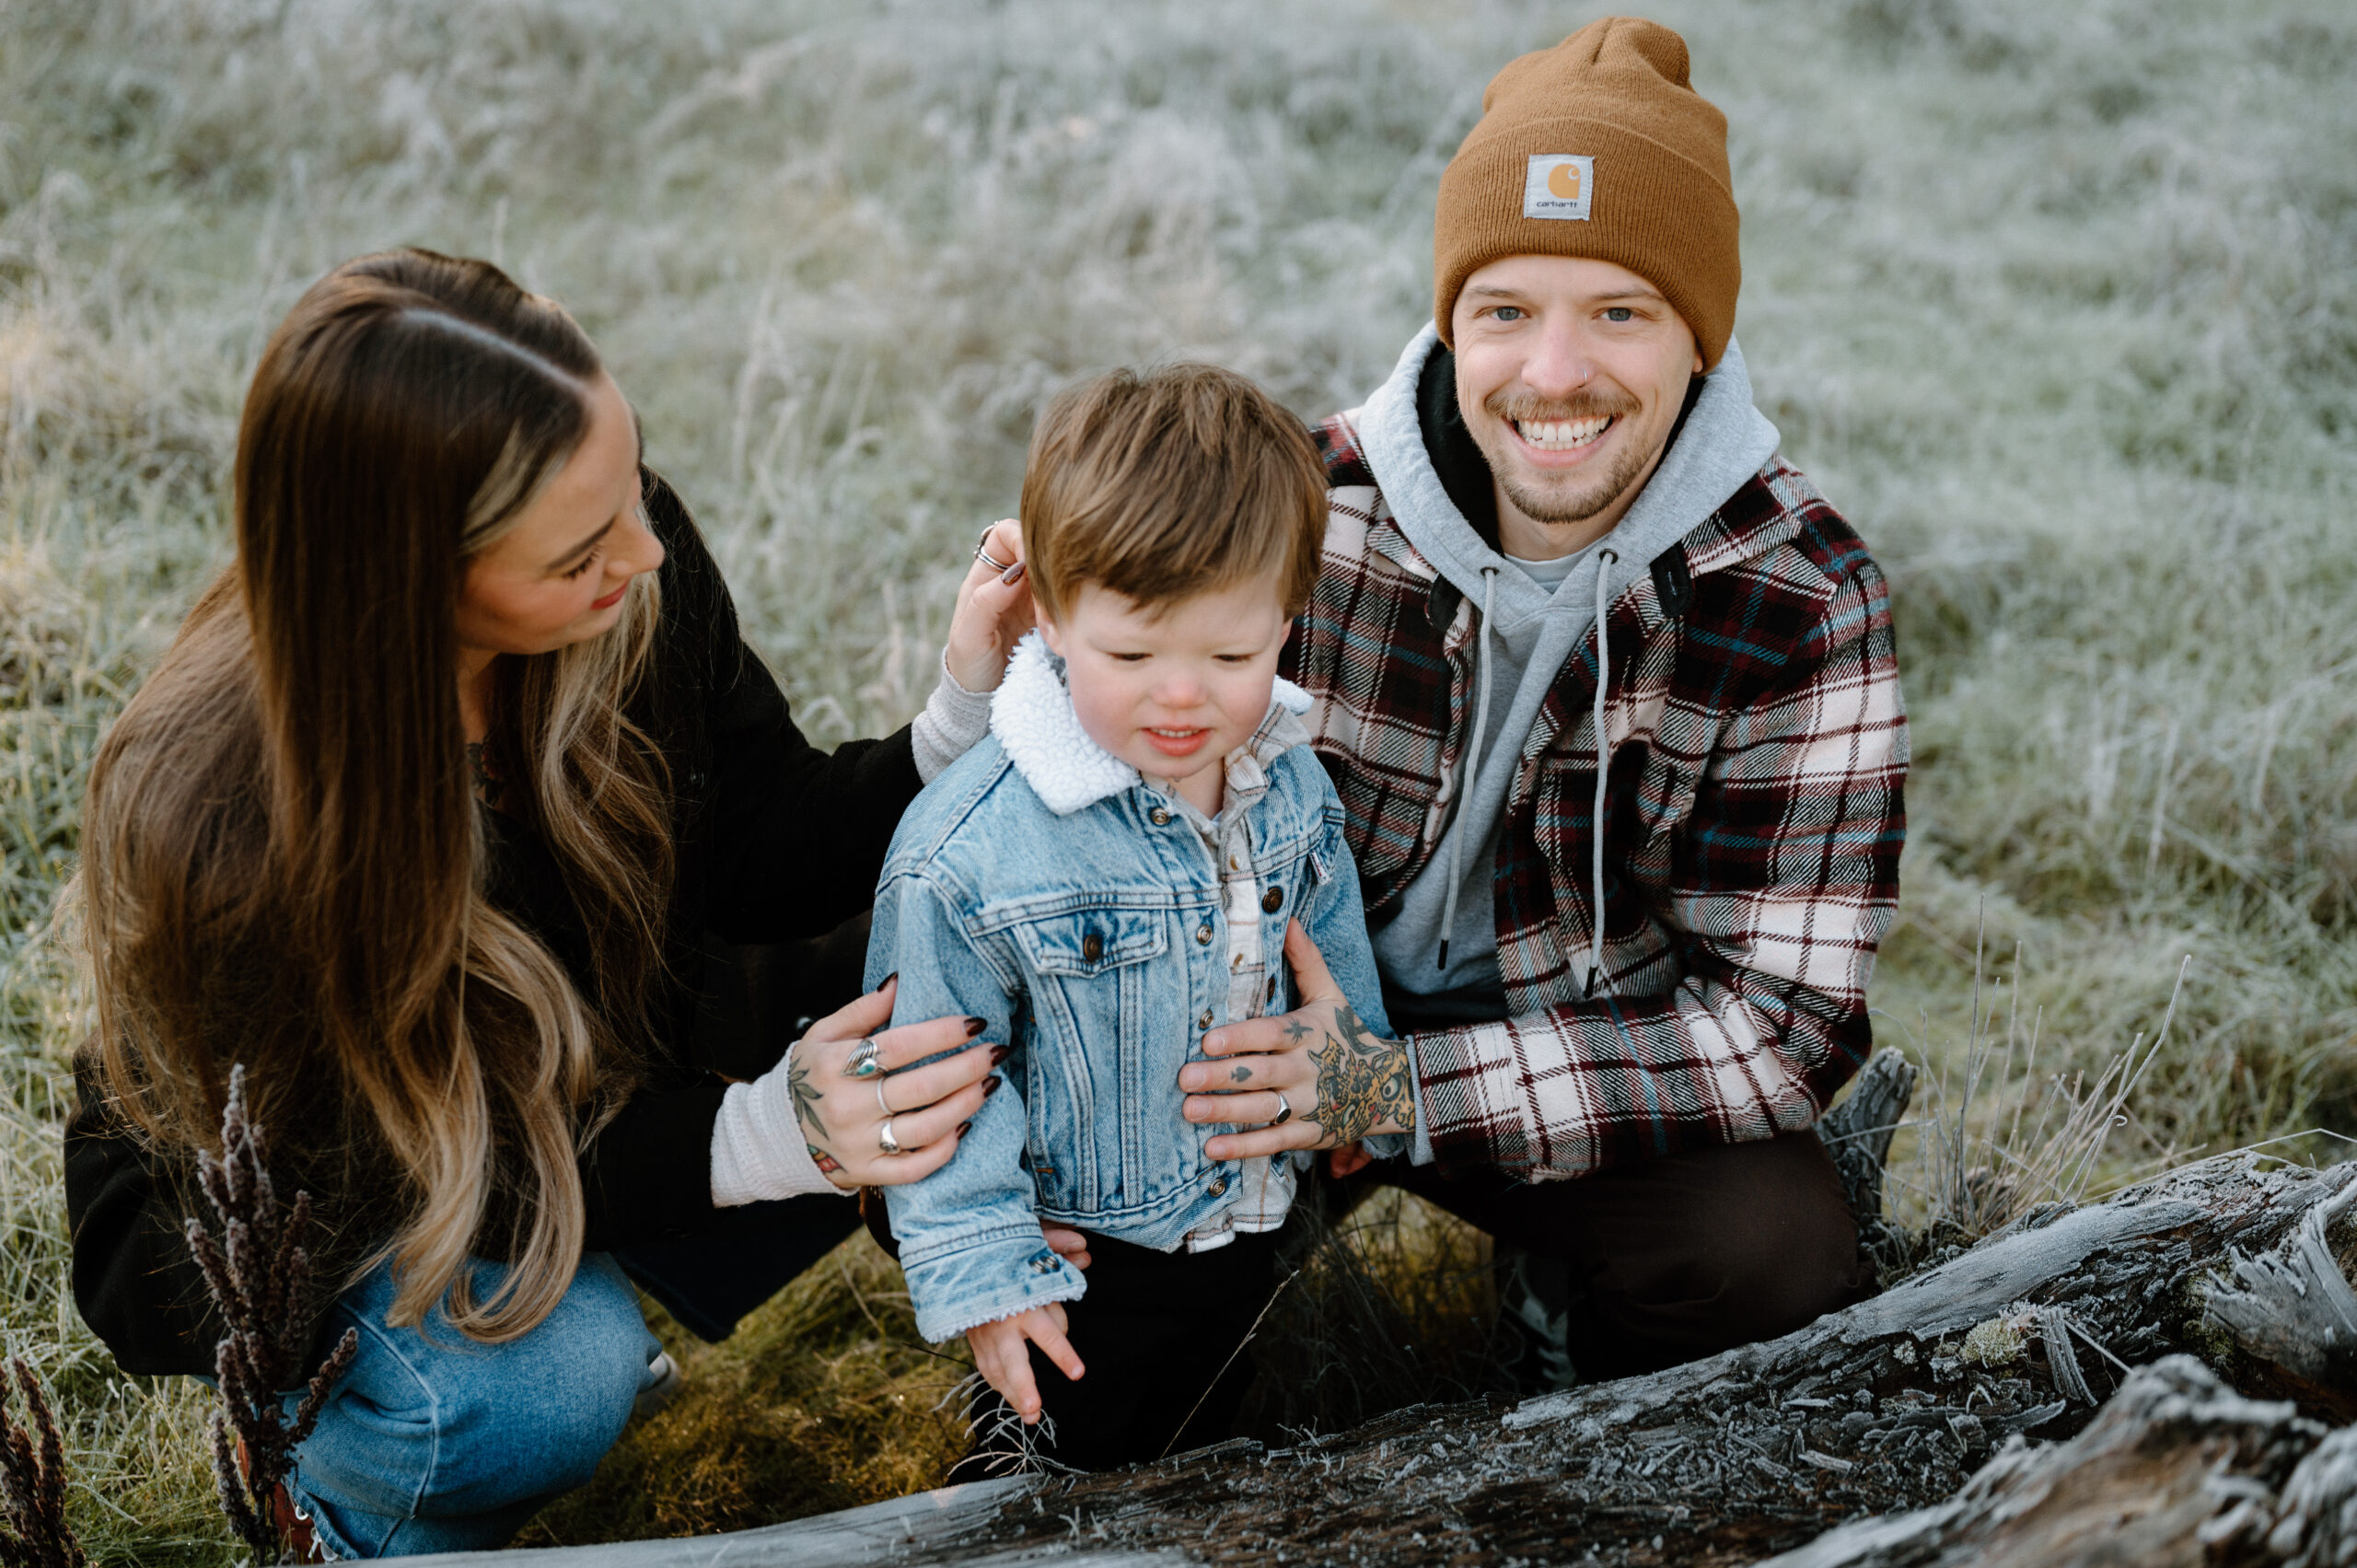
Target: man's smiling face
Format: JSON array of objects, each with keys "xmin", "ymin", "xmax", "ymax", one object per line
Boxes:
[{"xmin": 1449, "ymin": 254, "xmax": 1704, "ymax": 557}]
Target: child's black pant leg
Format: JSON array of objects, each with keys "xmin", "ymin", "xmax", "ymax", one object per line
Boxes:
[{"xmin": 956, "ymin": 1228, "xmax": 1281, "ymax": 1476}]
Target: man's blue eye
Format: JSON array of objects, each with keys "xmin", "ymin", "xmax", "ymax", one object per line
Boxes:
[
  {"xmin": 1493, "ymin": 307, "xmax": 1525, "ymax": 322},
  {"xmin": 1605, "ymin": 307, "xmax": 1634, "ymax": 322}
]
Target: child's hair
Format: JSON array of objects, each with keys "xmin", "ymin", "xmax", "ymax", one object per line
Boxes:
[{"xmin": 1019, "ymin": 362, "xmax": 1326, "ymax": 622}]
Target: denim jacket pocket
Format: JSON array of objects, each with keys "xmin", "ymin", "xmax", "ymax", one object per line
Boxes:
[
  {"xmin": 1008, "ymin": 906, "xmax": 1175, "ymax": 1214},
  {"xmin": 1014, "ymin": 907, "xmax": 1170, "ymax": 977}
]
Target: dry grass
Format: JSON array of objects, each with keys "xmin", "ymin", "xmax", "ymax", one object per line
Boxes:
[{"xmin": 1, "ymin": 0, "xmax": 2351, "ymax": 1554}]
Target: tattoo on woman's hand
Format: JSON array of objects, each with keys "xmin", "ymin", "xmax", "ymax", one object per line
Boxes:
[
  {"xmin": 787, "ymin": 1054, "xmax": 840, "ymax": 1170},
  {"xmin": 1307, "ymin": 1004, "xmax": 1414, "ymax": 1142}
]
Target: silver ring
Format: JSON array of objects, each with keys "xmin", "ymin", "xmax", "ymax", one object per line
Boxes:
[
  {"xmin": 845, "ymin": 1038, "xmax": 881, "ymax": 1078},
  {"xmin": 975, "ymin": 528, "xmax": 1013, "ymax": 575},
  {"xmin": 875, "ymin": 1077, "xmax": 892, "ymax": 1118},
  {"xmin": 877, "ymin": 1117, "xmax": 901, "ymax": 1156},
  {"xmin": 1271, "ymin": 1091, "xmax": 1293, "ymax": 1126}
]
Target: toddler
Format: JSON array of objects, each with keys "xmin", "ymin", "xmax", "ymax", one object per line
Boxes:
[{"xmin": 865, "ymin": 363, "xmax": 1392, "ymax": 1471}]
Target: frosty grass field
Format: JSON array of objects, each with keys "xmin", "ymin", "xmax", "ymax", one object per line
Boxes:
[{"xmin": 2, "ymin": 0, "xmax": 2352, "ymax": 1553}]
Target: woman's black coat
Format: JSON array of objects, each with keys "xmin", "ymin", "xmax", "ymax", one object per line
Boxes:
[{"xmin": 64, "ymin": 475, "xmax": 921, "ymax": 1377}]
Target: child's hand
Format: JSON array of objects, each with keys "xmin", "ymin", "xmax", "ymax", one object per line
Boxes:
[{"xmin": 967, "ymin": 1305, "xmax": 1086, "ymax": 1424}]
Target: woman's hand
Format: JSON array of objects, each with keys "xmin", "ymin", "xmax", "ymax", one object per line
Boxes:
[
  {"xmin": 942, "ymin": 517, "xmax": 1033, "ymax": 694},
  {"xmin": 788, "ymin": 978, "xmax": 1003, "ymax": 1190},
  {"xmin": 1177, "ymin": 921, "xmax": 1416, "ymax": 1161},
  {"xmin": 968, "ymin": 1305, "xmax": 1086, "ymax": 1424}
]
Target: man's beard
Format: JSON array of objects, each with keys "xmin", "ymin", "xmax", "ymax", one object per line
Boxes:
[{"xmin": 1474, "ymin": 387, "xmax": 1650, "ymax": 528}]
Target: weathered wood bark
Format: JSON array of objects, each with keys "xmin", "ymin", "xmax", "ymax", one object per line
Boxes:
[
  {"xmin": 413, "ymin": 1155, "xmax": 2357, "ymax": 1568},
  {"xmin": 1816, "ymin": 1051, "xmax": 1918, "ymax": 1279},
  {"xmin": 1754, "ymin": 1355, "xmax": 2357, "ymax": 1568},
  {"xmin": 2208, "ymin": 1183, "xmax": 2357, "ymax": 1422}
]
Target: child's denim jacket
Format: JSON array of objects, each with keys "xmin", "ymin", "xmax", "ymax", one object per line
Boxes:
[{"xmin": 866, "ymin": 633, "xmax": 1393, "ymax": 1343}]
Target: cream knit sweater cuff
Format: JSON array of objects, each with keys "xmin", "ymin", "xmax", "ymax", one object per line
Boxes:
[
  {"xmin": 709, "ymin": 1046, "xmax": 844, "ymax": 1206},
  {"xmin": 910, "ymin": 652, "xmax": 994, "ymax": 784}
]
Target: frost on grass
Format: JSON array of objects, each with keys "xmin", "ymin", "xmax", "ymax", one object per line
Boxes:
[{"xmin": 2, "ymin": 0, "xmax": 2353, "ymax": 1554}]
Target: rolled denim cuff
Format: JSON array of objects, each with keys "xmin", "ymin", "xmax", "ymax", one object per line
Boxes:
[{"xmin": 903, "ymin": 1223, "xmax": 1087, "ymax": 1344}]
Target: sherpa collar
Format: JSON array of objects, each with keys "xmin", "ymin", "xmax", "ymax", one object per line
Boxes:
[{"xmin": 989, "ymin": 631, "xmax": 1312, "ymax": 816}]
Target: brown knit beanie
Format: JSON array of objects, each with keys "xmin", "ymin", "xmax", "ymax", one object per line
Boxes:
[{"xmin": 1433, "ymin": 17, "xmax": 1739, "ymax": 369}]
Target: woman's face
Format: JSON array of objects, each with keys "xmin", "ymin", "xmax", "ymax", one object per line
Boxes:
[{"xmin": 454, "ymin": 372, "xmax": 665, "ymax": 659}]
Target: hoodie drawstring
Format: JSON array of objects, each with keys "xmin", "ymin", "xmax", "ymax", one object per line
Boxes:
[
  {"xmin": 1437, "ymin": 565, "xmax": 1500, "ymax": 971},
  {"xmin": 1585, "ymin": 551, "xmax": 1619, "ymax": 999}
]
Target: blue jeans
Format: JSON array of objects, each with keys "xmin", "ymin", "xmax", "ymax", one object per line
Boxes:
[{"xmin": 284, "ymin": 1196, "xmax": 857, "ymax": 1557}]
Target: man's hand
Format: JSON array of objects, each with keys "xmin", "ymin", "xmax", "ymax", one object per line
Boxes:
[
  {"xmin": 967, "ymin": 1305, "xmax": 1086, "ymax": 1424},
  {"xmin": 1178, "ymin": 921, "xmax": 1415, "ymax": 1161}
]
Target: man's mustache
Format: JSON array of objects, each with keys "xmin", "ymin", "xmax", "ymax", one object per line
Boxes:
[{"xmin": 1482, "ymin": 387, "xmax": 1642, "ymax": 424}]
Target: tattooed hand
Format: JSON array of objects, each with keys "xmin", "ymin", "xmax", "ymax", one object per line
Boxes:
[
  {"xmin": 1178, "ymin": 921, "xmax": 1414, "ymax": 1160},
  {"xmin": 785, "ymin": 1054, "xmax": 844, "ymax": 1177},
  {"xmin": 1303, "ymin": 1001, "xmax": 1415, "ymax": 1144},
  {"xmin": 777, "ymin": 979, "xmax": 1004, "ymax": 1190}
]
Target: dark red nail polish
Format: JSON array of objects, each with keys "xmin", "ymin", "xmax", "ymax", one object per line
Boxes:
[
  {"xmin": 877, "ymin": 971, "xmax": 898, "ymax": 991},
  {"xmin": 983, "ymin": 1075, "xmax": 1004, "ymax": 1097},
  {"xmin": 965, "ymin": 1016, "xmax": 988, "ymax": 1037},
  {"xmin": 990, "ymin": 1045, "xmax": 1012, "ymax": 1064},
  {"xmin": 957, "ymin": 1121, "xmax": 973, "ymax": 1137}
]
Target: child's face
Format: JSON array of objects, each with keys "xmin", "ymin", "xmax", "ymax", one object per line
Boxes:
[{"xmin": 1039, "ymin": 577, "xmax": 1292, "ymax": 811}]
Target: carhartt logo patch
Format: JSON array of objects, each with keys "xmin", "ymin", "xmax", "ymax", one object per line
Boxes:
[{"xmin": 1524, "ymin": 155, "xmax": 1594, "ymax": 221}]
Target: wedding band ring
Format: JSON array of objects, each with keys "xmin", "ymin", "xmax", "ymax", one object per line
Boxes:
[
  {"xmin": 845, "ymin": 1038, "xmax": 881, "ymax": 1078},
  {"xmin": 1271, "ymin": 1091, "xmax": 1293, "ymax": 1126},
  {"xmin": 875, "ymin": 1077, "xmax": 892, "ymax": 1117},
  {"xmin": 877, "ymin": 1118, "xmax": 901, "ymax": 1156},
  {"xmin": 975, "ymin": 528, "xmax": 1013, "ymax": 575}
]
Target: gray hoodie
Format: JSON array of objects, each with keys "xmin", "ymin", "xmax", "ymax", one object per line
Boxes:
[{"xmin": 1353, "ymin": 325, "xmax": 1782, "ymax": 1024}]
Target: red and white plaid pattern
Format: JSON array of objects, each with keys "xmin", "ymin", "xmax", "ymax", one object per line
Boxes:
[{"xmin": 1283, "ymin": 411, "xmax": 1910, "ymax": 1179}]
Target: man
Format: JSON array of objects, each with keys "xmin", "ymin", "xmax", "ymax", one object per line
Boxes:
[{"xmin": 1183, "ymin": 15, "xmax": 1908, "ymax": 1383}]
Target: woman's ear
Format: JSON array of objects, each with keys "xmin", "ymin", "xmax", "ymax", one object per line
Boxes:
[{"xmin": 1035, "ymin": 611, "xmax": 1065, "ymax": 657}]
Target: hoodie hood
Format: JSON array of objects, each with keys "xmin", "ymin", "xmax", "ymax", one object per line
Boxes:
[{"xmin": 989, "ymin": 631, "xmax": 1314, "ymax": 816}]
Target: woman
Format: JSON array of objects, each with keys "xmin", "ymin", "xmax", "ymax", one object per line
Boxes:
[{"xmin": 64, "ymin": 250, "xmax": 1058, "ymax": 1556}]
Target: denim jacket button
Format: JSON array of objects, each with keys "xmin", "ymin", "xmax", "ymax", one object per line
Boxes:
[
  {"xmin": 1149, "ymin": 807, "xmax": 1171, "ymax": 826},
  {"xmin": 1081, "ymin": 932, "xmax": 1104, "ymax": 963},
  {"xmin": 1261, "ymin": 886, "xmax": 1283, "ymax": 913},
  {"xmin": 1197, "ymin": 1008, "xmax": 1213, "ymax": 1030},
  {"xmin": 1195, "ymin": 924, "xmax": 1213, "ymax": 946},
  {"xmin": 1207, "ymin": 1177, "xmax": 1228, "ymax": 1197}
]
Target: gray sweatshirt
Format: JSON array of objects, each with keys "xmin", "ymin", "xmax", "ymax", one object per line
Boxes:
[{"xmin": 1353, "ymin": 325, "xmax": 1782, "ymax": 1033}]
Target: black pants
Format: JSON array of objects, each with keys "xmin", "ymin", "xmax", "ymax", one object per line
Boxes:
[
  {"xmin": 950, "ymin": 1229, "xmax": 1283, "ymax": 1479},
  {"xmin": 613, "ymin": 1193, "xmax": 862, "ymax": 1342},
  {"xmin": 1346, "ymin": 1129, "xmax": 1874, "ymax": 1382}
]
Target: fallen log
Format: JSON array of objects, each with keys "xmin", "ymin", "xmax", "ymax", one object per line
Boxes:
[
  {"xmin": 1753, "ymin": 1355, "xmax": 2357, "ymax": 1568},
  {"xmin": 413, "ymin": 1153, "xmax": 2357, "ymax": 1567},
  {"xmin": 984, "ymin": 1155, "xmax": 2354, "ymax": 1568},
  {"xmin": 2208, "ymin": 1181, "xmax": 2357, "ymax": 1422}
]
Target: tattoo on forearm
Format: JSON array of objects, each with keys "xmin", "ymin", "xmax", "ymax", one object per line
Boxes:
[{"xmin": 1308, "ymin": 1004, "xmax": 1415, "ymax": 1142}]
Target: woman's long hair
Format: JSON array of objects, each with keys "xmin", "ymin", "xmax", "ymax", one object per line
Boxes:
[{"xmin": 82, "ymin": 250, "xmax": 673, "ymax": 1341}]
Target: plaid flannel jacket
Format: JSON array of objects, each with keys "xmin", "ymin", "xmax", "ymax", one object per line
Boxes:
[{"xmin": 1283, "ymin": 411, "xmax": 1909, "ymax": 1179}]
